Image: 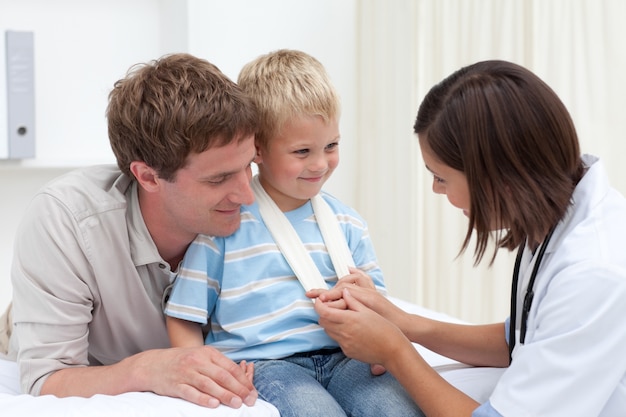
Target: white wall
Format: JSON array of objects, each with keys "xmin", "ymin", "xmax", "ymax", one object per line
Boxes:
[
  {"xmin": 0, "ymin": 0, "xmax": 358, "ymax": 313},
  {"xmin": 183, "ymin": 0, "xmax": 358, "ymax": 203},
  {"xmin": 4, "ymin": 1, "xmax": 621, "ymax": 324}
]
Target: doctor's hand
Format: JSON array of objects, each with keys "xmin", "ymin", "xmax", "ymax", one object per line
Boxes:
[
  {"xmin": 307, "ymin": 270, "xmax": 387, "ymax": 376},
  {"xmin": 306, "ymin": 267, "xmax": 376, "ymax": 309},
  {"xmin": 308, "ymin": 278, "xmax": 409, "ymax": 335},
  {"xmin": 314, "ymin": 288, "xmax": 412, "ymax": 368},
  {"xmin": 339, "ymin": 267, "xmax": 377, "ymax": 289}
]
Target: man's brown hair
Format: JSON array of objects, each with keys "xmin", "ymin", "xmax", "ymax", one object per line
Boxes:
[{"xmin": 107, "ymin": 53, "xmax": 257, "ymax": 181}]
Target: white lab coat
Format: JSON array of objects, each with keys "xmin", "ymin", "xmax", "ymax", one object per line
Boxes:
[{"xmin": 490, "ymin": 155, "xmax": 626, "ymax": 416}]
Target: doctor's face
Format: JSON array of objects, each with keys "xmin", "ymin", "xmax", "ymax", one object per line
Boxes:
[{"xmin": 419, "ymin": 136, "xmax": 471, "ymax": 217}]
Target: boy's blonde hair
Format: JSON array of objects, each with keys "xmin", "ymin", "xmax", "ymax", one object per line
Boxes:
[{"xmin": 238, "ymin": 49, "xmax": 340, "ymax": 149}]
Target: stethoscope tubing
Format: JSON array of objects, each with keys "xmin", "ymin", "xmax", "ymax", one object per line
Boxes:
[{"xmin": 508, "ymin": 226, "xmax": 557, "ymax": 363}]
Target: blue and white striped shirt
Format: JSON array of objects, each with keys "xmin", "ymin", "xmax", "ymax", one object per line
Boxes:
[{"xmin": 164, "ymin": 191, "xmax": 385, "ymax": 361}]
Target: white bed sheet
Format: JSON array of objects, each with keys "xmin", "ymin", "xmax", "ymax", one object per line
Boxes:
[
  {"xmin": 0, "ymin": 356, "xmax": 280, "ymax": 417},
  {"xmin": 0, "ymin": 297, "xmax": 503, "ymax": 416}
]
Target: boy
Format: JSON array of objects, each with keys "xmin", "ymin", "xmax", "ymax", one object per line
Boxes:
[{"xmin": 164, "ymin": 49, "xmax": 422, "ymax": 417}]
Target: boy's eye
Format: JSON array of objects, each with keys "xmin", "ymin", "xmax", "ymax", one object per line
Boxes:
[
  {"xmin": 325, "ymin": 142, "xmax": 339, "ymax": 151},
  {"xmin": 294, "ymin": 149, "xmax": 309, "ymax": 155}
]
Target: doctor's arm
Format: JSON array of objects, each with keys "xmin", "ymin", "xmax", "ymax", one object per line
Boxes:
[
  {"xmin": 312, "ymin": 284, "xmax": 510, "ymax": 368},
  {"xmin": 314, "ymin": 289, "xmax": 483, "ymax": 416}
]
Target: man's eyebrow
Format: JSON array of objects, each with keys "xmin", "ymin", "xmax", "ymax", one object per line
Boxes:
[
  {"xmin": 204, "ymin": 155, "xmax": 256, "ymax": 180},
  {"xmin": 204, "ymin": 172, "xmax": 229, "ymax": 181},
  {"xmin": 204, "ymin": 169, "xmax": 237, "ymax": 181}
]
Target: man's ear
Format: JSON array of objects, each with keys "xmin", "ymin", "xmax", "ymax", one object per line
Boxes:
[{"xmin": 130, "ymin": 161, "xmax": 160, "ymax": 192}]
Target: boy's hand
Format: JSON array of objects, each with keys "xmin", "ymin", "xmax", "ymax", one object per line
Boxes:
[{"xmin": 306, "ymin": 267, "xmax": 377, "ymax": 308}]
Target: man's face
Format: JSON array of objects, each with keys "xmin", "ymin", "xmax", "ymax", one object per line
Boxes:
[{"xmin": 159, "ymin": 135, "xmax": 256, "ymax": 240}]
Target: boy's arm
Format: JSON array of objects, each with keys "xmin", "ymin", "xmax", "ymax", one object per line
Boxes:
[{"xmin": 167, "ymin": 316, "xmax": 205, "ymax": 347}]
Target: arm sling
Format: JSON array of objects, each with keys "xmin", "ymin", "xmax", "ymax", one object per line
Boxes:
[{"xmin": 251, "ymin": 175, "xmax": 355, "ymax": 292}]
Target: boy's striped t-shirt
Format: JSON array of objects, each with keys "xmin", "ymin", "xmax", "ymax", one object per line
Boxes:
[{"xmin": 164, "ymin": 192, "xmax": 386, "ymax": 361}]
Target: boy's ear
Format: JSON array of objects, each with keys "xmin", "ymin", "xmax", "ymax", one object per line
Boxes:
[{"xmin": 254, "ymin": 144, "xmax": 263, "ymax": 164}]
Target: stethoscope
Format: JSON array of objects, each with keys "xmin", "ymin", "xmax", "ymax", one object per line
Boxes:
[{"xmin": 508, "ymin": 225, "xmax": 557, "ymax": 363}]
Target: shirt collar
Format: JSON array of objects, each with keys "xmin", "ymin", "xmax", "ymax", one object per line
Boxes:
[{"xmin": 125, "ymin": 181, "xmax": 165, "ymax": 267}]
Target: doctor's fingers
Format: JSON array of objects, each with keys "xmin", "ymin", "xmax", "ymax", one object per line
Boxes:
[
  {"xmin": 322, "ymin": 286, "xmax": 406, "ymax": 328},
  {"xmin": 335, "ymin": 285, "xmax": 389, "ymax": 313},
  {"xmin": 315, "ymin": 294, "xmax": 350, "ymax": 324},
  {"xmin": 343, "ymin": 267, "xmax": 376, "ymax": 289},
  {"xmin": 317, "ymin": 295, "xmax": 394, "ymax": 363},
  {"xmin": 307, "ymin": 273, "xmax": 375, "ymax": 302}
]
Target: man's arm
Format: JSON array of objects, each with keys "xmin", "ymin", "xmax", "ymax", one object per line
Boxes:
[
  {"xmin": 40, "ymin": 346, "xmax": 257, "ymax": 408},
  {"xmin": 12, "ymin": 186, "xmax": 257, "ymax": 408}
]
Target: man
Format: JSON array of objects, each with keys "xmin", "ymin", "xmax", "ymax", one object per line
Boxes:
[{"xmin": 3, "ymin": 53, "xmax": 259, "ymax": 409}]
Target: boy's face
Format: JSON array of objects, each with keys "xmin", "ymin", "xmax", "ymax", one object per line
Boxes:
[{"xmin": 256, "ymin": 114, "xmax": 340, "ymax": 212}]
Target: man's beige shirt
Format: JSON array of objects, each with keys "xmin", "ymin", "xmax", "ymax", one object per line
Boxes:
[{"xmin": 8, "ymin": 165, "xmax": 175, "ymax": 395}]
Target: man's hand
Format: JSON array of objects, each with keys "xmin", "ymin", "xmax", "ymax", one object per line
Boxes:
[
  {"xmin": 42, "ymin": 345, "xmax": 258, "ymax": 409},
  {"xmin": 137, "ymin": 346, "xmax": 258, "ymax": 408}
]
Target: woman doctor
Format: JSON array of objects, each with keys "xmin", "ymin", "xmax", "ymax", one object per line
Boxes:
[{"xmin": 308, "ymin": 60, "xmax": 626, "ymax": 416}]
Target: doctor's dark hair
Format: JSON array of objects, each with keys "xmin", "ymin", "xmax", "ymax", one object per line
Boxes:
[
  {"xmin": 107, "ymin": 53, "xmax": 258, "ymax": 181},
  {"xmin": 414, "ymin": 60, "xmax": 583, "ymax": 265}
]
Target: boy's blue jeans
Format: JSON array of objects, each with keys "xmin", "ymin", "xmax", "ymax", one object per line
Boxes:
[{"xmin": 253, "ymin": 348, "xmax": 425, "ymax": 417}]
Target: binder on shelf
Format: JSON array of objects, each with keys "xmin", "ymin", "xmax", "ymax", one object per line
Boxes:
[{"xmin": 2, "ymin": 30, "xmax": 35, "ymax": 159}]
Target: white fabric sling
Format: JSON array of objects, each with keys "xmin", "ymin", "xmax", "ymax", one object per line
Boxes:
[{"xmin": 251, "ymin": 175, "xmax": 355, "ymax": 292}]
